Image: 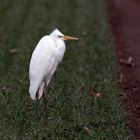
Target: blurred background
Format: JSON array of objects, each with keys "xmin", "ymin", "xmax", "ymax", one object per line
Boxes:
[{"xmin": 0, "ymin": 0, "xmax": 132, "ymax": 139}]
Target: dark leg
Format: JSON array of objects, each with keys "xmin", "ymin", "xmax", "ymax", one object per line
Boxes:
[
  {"xmin": 43, "ymin": 84, "xmax": 49, "ymax": 123},
  {"xmin": 36, "ymin": 90, "xmax": 40, "ymax": 119},
  {"xmin": 35, "ymin": 91, "xmax": 40, "ymax": 139}
]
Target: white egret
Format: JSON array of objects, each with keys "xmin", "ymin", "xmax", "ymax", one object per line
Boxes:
[{"xmin": 29, "ymin": 29, "xmax": 78, "ymax": 118}]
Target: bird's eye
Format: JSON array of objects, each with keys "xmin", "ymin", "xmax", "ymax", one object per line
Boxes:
[{"xmin": 58, "ymin": 35, "xmax": 63, "ymax": 38}]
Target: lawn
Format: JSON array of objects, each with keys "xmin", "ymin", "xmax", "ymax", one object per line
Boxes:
[{"xmin": 0, "ymin": 0, "xmax": 132, "ymax": 139}]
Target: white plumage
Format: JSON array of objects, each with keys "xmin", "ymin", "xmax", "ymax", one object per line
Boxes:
[{"xmin": 29, "ymin": 29, "xmax": 78, "ymax": 100}]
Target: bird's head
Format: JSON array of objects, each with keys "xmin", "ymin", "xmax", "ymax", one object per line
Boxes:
[{"xmin": 50, "ymin": 28, "xmax": 79, "ymax": 41}]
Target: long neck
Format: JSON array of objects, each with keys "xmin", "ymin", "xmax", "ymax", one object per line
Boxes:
[{"xmin": 55, "ymin": 39, "xmax": 66, "ymax": 62}]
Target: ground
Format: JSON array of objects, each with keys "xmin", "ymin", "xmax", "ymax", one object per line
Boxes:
[
  {"xmin": 0, "ymin": 0, "xmax": 132, "ymax": 139},
  {"xmin": 107, "ymin": 0, "xmax": 140, "ymax": 139}
]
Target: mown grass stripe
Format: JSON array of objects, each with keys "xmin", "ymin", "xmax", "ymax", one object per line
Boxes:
[
  {"xmin": 0, "ymin": 0, "xmax": 35, "ymax": 139},
  {"xmin": 39, "ymin": 0, "xmax": 89, "ymax": 139},
  {"xmin": 74, "ymin": 0, "xmax": 132, "ymax": 139},
  {"xmin": 0, "ymin": 0, "xmax": 63, "ymax": 139}
]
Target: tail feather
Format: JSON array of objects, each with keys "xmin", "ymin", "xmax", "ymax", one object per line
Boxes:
[{"xmin": 29, "ymin": 82, "xmax": 45, "ymax": 100}]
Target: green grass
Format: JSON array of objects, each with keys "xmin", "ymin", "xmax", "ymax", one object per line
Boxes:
[{"xmin": 0, "ymin": 0, "xmax": 132, "ymax": 139}]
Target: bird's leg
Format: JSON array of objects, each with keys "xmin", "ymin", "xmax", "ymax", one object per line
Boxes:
[
  {"xmin": 36, "ymin": 90, "xmax": 40, "ymax": 119},
  {"xmin": 35, "ymin": 90, "xmax": 40, "ymax": 139},
  {"xmin": 43, "ymin": 84, "xmax": 48, "ymax": 123}
]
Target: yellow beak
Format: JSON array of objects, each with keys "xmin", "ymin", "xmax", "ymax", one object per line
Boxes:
[{"xmin": 63, "ymin": 35, "xmax": 79, "ymax": 41}]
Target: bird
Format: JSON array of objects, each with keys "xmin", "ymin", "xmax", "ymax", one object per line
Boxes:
[{"xmin": 29, "ymin": 28, "xmax": 78, "ymax": 117}]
